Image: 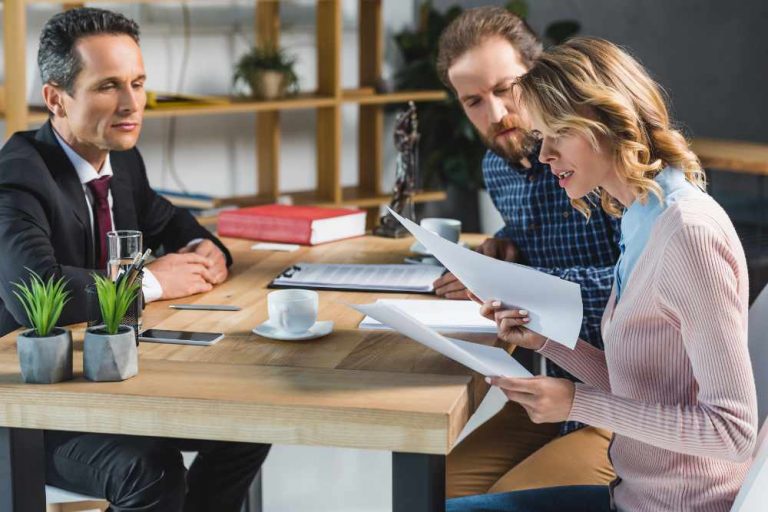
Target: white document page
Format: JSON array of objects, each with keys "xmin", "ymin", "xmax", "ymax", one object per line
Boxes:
[
  {"xmin": 352, "ymin": 302, "xmax": 531, "ymax": 378},
  {"xmin": 388, "ymin": 208, "xmax": 582, "ymax": 349},
  {"xmin": 252, "ymin": 242, "xmax": 300, "ymax": 252},
  {"xmin": 273, "ymin": 263, "xmax": 445, "ymax": 292},
  {"xmin": 359, "ymin": 299, "xmax": 497, "ymax": 333}
]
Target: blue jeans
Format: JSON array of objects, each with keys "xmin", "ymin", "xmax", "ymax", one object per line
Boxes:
[{"xmin": 446, "ymin": 485, "xmax": 611, "ymax": 512}]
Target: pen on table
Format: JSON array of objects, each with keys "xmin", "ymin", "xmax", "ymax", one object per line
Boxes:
[{"xmin": 170, "ymin": 304, "xmax": 242, "ymax": 311}]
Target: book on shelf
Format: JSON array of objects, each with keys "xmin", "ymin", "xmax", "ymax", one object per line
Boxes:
[
  {"xmin": 218, "ymin": 204, "xmax": 366, "ymax": 245},
  {"xmin": 157, "ymin": 189, "xmax": 219, "ymax": 210},
  {"xmin": 156, "ymin": 190, "xmax": 236, "ymax": 232},
  {"xmin": 146, "ymin": 91, "xmax": 230, "ymax": 109}
]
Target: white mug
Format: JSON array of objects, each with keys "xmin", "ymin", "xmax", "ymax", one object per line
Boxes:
[
  {"xmin": 420, "ymin": 217, "xmax": 461, "ymax": 243},
  {"xmin": 267, "ymin": 289, "xmax": 318, "ymax": 334}
]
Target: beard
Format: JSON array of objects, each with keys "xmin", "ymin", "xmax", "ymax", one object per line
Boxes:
[{"xmin": 481, "ymin": 114, "xmax": 537, "ymax": 164}]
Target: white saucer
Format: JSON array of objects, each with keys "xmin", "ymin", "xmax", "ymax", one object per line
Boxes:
[
  {"xmin": 252, "ymin": 320, "xmax": 334, "ymax": 341},
  {"xmin": 410, "ymin": 240, "xmax": 468, "ymax": 255}
]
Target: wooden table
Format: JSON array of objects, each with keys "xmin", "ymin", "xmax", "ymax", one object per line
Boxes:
[{"xmin": 0, "ymin": 235, "xmax": 493, "ymax": 512}]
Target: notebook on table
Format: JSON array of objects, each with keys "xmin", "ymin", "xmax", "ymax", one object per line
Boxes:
[{"xmin": 269, "ymin": 263, "xmax": 445, "ymax": 293}]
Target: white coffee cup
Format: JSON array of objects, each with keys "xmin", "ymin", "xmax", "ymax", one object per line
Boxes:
[
  {"xmin": 420, "ymin": 217, "xmax": 461, "ymax": 243},
  {"xmin": 267, "ymin": 289, "xmax": 318, "ymax": 334}
]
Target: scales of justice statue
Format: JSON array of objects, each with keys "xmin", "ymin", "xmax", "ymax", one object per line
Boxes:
[{"xmin": 374, "ymin": 101, "xmax": 420, "ymax": 238}]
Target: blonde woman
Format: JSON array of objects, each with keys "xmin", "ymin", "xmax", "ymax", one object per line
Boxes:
[{"xmin": 448, "ymin": 37, "xmax": 757, "ymax": 512}]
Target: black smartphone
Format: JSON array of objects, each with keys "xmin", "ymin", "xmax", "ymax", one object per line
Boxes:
[{"xmin": 138, "ymin": 329, "xmax": 224, "ymax": 346}]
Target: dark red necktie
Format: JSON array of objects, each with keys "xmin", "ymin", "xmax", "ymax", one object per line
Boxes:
[{"xmin": 87, "ymin": 175, "xmax": 113, "ymax": 269}]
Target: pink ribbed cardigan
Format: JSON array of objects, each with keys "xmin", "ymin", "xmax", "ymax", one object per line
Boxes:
[{"xmin": 540, "ymin": 194, "xmax": 758, "ymax": 511}]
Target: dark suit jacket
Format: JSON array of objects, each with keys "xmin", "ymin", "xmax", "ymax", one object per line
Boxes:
[{"xmin": 0, "ymin": 121, "xmax": 232, "ymax": 336}]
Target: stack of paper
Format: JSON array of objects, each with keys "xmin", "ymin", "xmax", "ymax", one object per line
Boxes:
[{"xmin": 359, "ymin": 299, "xmax": 497, "ymax": 333}]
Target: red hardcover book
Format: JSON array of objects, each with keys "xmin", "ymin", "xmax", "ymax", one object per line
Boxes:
[{"xmin": 217, "ymin": 204, "xmax": 366, "ymax": 245}]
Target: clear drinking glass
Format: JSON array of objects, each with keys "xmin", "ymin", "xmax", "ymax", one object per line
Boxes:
[
  {"xmin": 106, "ymin": 230, "xmax": 144, "ymax": 342},
  {"xmin": 107, "ymin": 230, "xmax": 142, "ymax": 280}
]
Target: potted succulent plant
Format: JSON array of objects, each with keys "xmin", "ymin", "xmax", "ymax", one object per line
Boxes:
[
  {"xmin": 234, "ymin": 44, "xmax": 299, "ymax": 100},
  {"xmin": 13, "ymin": 270, "xmax": 72, "ymax": 384},
  {"xmin": 83, "ymin": 274, "xmax": 141, "ymax": 382}
]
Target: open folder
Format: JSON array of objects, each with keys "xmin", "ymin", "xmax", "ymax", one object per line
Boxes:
[
  {"xmin": 270, "ymin": 263, "xmax": 445, "ymax": 293},
  {"xmin": 352, "ymin": 302, "xmax": 532, "ymax": 378},
  {"xmin": 388, "ymin": 208, "xmax": 583, "ymax": 349}
]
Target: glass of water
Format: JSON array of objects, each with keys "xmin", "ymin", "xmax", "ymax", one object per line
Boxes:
[
  {"xmin": 106, "ymin": 230, "xmax": 144, "ymax": 340},
  {"xmin": 107, "ymin": 230, "xmax": 142, "ymax": 281}
]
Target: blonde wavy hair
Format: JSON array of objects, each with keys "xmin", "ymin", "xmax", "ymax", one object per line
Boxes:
[{"xmin": 517, "ymin": 37, "xmax": 706, "ymax": 219}]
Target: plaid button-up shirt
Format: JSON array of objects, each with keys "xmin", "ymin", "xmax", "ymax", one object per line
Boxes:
[{"xmin": 483, "ymin": 149, "xmax": 621, "ymax": 436}]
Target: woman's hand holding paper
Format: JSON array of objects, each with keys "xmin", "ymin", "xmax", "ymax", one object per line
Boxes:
[
  {"xmin": 473, "ymin": 296, "xmax": 548, "ymax": 350},
  {"xmin": 487, "ymin": 376, "xmax": 575, "ymax": 424}
]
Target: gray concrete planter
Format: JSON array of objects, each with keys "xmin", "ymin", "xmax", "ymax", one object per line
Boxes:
[
  {"xmin": 17, "ymin": 327, "xmax": 73, "ymax": 384},
  {"xmin": 83, "ymin": 325, "xmax": 138, "ymax": 382}
]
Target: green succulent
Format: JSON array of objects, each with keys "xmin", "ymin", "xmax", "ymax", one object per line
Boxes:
[
  {"xmin": 91, "ymin": 274, "xmax": 141, "ymax": 335},
  {"xmin": 12, "ymin": 269, "xmax": 70, "ymax": 337}
]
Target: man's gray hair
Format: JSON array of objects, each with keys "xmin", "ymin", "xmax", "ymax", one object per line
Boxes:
[{"xmin": 38, "ymin": 7, "xmax": 140, "ymax": 93}]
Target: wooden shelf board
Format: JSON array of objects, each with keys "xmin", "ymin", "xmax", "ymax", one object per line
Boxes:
[
  {"xmin": 290, "ymin": 187, "xmax": 447, "ymax": 208},
  {"xmin": 339, "ymin": 187, "xmax": 447, "ymax": 208},
  {"xmin": 206, "ymin": 187, "xmax": 446, "ymax": 210},
  {"xmin": 16, "ymin": 107, "xmax": 49, "ymax": 124},
  {"xmin": 342, "ymin": 89, "xmax": 448, "ymax": 105},
  {"xmin": 142, "ymin": 94, "xmax": 337, "ymax": 118},
  {"xmin": 8, "ymin": 96, "xmax": 336, "ymax": 123},
  {"xmin": 8, "ymin": 90, "xmax": 448, "ymax": 125}
]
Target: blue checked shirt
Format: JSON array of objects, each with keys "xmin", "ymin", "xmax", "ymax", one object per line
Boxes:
[{"xmin": 483, "ymin": 148, "xmax": 621, "ymax": 436}]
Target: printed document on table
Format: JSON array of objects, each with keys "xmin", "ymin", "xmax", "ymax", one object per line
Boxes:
[
  {"xmin": 352, "ymin": 302, "xmax": 532, "ymax": 378},
  {"xmin": 271, "ymin": 263, "xmax": 445, "ymax": 293},
  {"xmin": 359, "ymin": 299, "xmax": 497, "ymax": 333},
  {"xmin": 387, "ymin": 208, "xmax": 582, "ymax": 348}
]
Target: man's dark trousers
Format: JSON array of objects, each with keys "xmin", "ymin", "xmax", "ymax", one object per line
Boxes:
[{"xmin": 45, "ymin": 430, "xmax": 270, "ymax": 512}]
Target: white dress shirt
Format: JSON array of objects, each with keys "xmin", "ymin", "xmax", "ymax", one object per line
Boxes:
[{"xmin": 52, "ymin": 129, "xmax": 164, "ymax": 302}]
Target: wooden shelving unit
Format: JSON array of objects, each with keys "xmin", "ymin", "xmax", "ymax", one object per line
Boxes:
[{"xmin": 1, "ymin": 0, "xmax": 449, "ymax": 218}]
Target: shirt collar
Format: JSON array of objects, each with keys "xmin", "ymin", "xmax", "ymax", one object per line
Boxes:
[
  {"xmin": 52, "ymin": 128, "xmax": 114, "ymax": 185},
  {"xmin": 621, "ymin": 167, "xmax": 695, "ymax": 241}
]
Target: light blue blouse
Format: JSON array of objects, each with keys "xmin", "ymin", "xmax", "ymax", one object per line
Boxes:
[{"xmin": 614, "ymin": 167, "xmax": 702, "ymax": 300}]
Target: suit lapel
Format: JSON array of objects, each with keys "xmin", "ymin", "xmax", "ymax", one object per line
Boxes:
[{"xmin": 35, "ymin": 122, "xmax": 96, "ymax": 268}]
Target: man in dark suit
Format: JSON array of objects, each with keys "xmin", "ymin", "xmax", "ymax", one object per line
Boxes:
[
  {"xmin": 0, "ymin": 8, "xmax": 269, "ymax": 511},
  {"xmin": 0, "ymin": 22, "xmax": 229, "ymax": 337}
]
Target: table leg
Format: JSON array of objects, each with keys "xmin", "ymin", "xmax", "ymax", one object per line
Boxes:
[
  {"xmin": 0, "ymin": 427, "xmax": 46, "ymax": 512},
  {"xmin": 392, "ymin": 452, "xmax": 445, "ymax": 512},
  {"xmin": 242, "ymin": 469, "xmax": 262, "ymax": 512}
]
